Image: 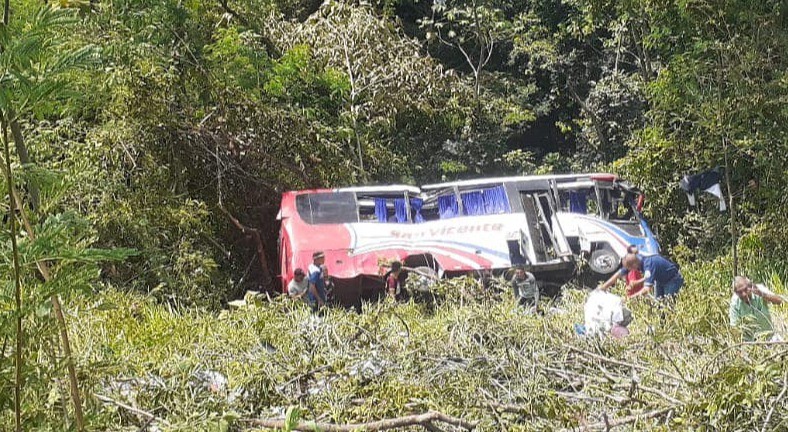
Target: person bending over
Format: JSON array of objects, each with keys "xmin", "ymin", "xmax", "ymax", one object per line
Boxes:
[
  {"xmin": 386, "ymin": 261, "xmax": 409, "ymax": 301},
  {"xmin": 600, "ymin": 253, "xmax": 683, "ymax": 299}
]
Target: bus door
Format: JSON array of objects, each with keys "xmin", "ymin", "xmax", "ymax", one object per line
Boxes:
[{"xmin": 518, "ymin": 184, "xmax": 573, "ymax": 264}]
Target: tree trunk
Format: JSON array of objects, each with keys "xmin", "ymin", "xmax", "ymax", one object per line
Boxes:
[
  {"xmin": 3, "ymin": 112, "xmax": 25, "ymax": 432},
  {"xmin": 8, "ymin": 109, "xmax": 40, "ymax": 210},
  {"xmin": 351, "ymin": 106, "xmax": 366, "ymax": 178},
  {"xmin": 2, "ymin": 116, "xmax": 86, "ymax": 432},
  {"xmin": 724, "ymin": 138, "xmax": 738, "ymax": 277}
]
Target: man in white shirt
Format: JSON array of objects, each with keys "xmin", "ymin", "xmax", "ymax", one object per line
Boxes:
[
  {"xmin": 584, "ymin": 288, "xmax": 632, "ymax": 338},
  {"xmin": 307, "ymin": 251, "xmax": 328, "ymax": 311},
  {"xmin": 287, "ymin": 268, "xmax": 309, "ymax": 301}
]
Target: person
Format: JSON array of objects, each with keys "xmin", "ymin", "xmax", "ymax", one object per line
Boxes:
[
  {"xmin": 625, "ymin": 269, "xmax": 647, "ymax": 299},
  {"xmin": 510, "ymin": 265, "xmax": 539, "ymax": 311},
  {"xmin": 600, "ymin": 252, "xmax": 683, "ymax": 299},
  {"xmin": 386, "ymin": 261, "xmax": 406, "ymax": 300},
  {"xmin": 584, "ymin": 288, "xmax": 632, "ymax": 338},
  {"xmin": 307, "ymin": 251, "xmax": 328, "ymax": 312},
  {"xmin": 480, "ymin": 268, "xmax": 494, "ymax": 290},
  {"xmin": 729, "ymin": 276, "xmax": 784, "ymax": 341},
  {"xmin": 321, "ymin": 264, "xmax": 335, "ymax": 304},
  {"xmin": 622, "ymin": 245, "xmax": 647, "ymax": 299},
  {"xmin": 287, "ymin": 268, "xmax": 309, "ymax": 301}
]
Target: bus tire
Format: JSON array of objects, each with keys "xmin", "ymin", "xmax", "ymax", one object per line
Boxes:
[
  {"xmin": 409, "ymin": 266, "xmax": 439, "ymax": 292},
  {"xmin": 588, "ymin": 248, "xmax": 619, "ymax": 276}
]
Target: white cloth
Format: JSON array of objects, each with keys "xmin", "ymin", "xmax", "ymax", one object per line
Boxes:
[
  {"xmin": 584, "ymin": 290, "xmax": 625, "ymax": 335},
  {"xmin": 704, "ymin": 183, "xmax": 727, "ymax": 211}
]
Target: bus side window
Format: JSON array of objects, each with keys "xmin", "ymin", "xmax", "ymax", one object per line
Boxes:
[
  {"xmin": 587, "ymin": 191, "xmax": 600, "ymax": 216},
  {"xmin": 560, "ymin": 189, "xmax": 594, "ymax": 214},
  {"xmin": 419, "ymin": 202, "xmax": 440, "ymax": 221},
  {"xmin": 357, "ymin": 199, "xmax": 380, "ymax": 222},
  {"xmin": 357, "ymin": 196, "xmax": 398, "ymax": 223},
  {"xmin": 437, "ymin": 194, "xmax": 460, "ymax": 219},
  {"xmin": 296, "ymin": 192, "xmax": 358, "ymax": 224}
]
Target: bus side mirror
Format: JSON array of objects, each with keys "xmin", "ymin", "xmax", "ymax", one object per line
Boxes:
[{"xmin": 636, "ymin": 195, "xmax": 645, "ymax": 212}]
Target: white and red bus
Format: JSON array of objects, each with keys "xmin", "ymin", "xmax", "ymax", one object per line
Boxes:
[{"xmin": 277, "ymin": 174, "xmax": 659, "ymax": 305}]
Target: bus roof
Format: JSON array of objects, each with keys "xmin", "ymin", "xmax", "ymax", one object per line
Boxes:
[
  {"xmin": 421, "ymin": 173, "xmax": 616, "ymax": 190},
  {"xmin": 336, "ymin": 185, "xmax": 421, "ymax": 194},
  {"xmin": 283, "ymin": 174, "xmax": 620, "ymax": 196}
]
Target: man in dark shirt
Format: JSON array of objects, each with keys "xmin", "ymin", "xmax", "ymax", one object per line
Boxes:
[
  {"xmin": 600, "ymin": 252, "xmax": 683, "ymax": 299},
  {"xmin": 307, "ymin": 251, "xmax": 328, "ymax": 312}
]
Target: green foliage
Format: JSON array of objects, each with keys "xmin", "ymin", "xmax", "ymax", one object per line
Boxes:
[
  {"xmin": 577, "ymin": 73, "xmax": 646, "ymax": 164},
  {"xmin": 0, "ymin": 171, "xmax": 133, "ymax": 431},
  {"xmin": 438, "ymin": 159, "xmax": 468, "ymax": 177},
  {"xmin": 4, "ymin": 0, "xmax": 788, "ymax": 427},
  {"xmin": 500, "ymin": 149, "xmax": 537, "ymax": 174},
  {"xmin": 0, "ymin": 5, "xmax": 97, "ymax": 117},
  {"xmin": 615, "ymin": 0, "xmax": 788, "ymax": 259},
  {"xmin": 263, "ymin": 44, "xmax": 349, "ymax": 116},
  {"xmin": 205, "ymin": 26, "xmax": 268, "ymax": 99},
  {"xmin": 421, "ymin": 0, "xmax": 514, "ymax": 68}
]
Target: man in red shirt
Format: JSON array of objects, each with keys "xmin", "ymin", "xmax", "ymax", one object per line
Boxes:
[{"xmin": 386, "ymin": 261, "xmax": 405, "ymax": 300}]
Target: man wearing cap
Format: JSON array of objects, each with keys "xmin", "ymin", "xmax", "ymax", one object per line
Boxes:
[
  {"xmin": 308, "ymin": 251, "xmax": 328, "ymax": 311},
  {"xmin": 288, "ymin": 268, "xmax": 309, "ymax": 301}
]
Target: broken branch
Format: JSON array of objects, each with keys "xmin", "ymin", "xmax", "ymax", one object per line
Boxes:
[
  {"xmin": 565, "ymin": 344, "xmax": 685, "ymax": 383},
  {"xmin": 760, "ymin": 375, "xmax": 788, "ymax": 432},
  {"xmin": 93, "ymin": 393, "xmax": 170, "ymax": 426},
  {"xmin": 242, "ymin": 411, "xmax": 478, "ymax": 431},
  {"xmin": 218, "ymin": 204, "xmax": 272, "ymax": 283},
  {"xmin": 565, "ymin": 407, "xmax": 675, "ymax": 431}
]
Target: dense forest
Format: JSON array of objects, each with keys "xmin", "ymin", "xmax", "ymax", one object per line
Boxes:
[{"xmin": 1, "ymin": 0, "xmax": 788, "ymax": 430}]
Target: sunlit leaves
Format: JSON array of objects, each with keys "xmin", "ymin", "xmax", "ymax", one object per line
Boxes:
[
  {"xmin": 0, "ymin": 6, "xmax": 98, "ymax": 118},
  {"xmin": 617, "ymin": 0, "xmax": 788, "ymax": 259},
  {"xmin": 204, "ymin": 26, "xmax": 268, "ymax": 101}
]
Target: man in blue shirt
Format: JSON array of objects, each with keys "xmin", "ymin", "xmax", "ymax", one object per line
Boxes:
[
  {"xmin": 307, "ymin": 251, "xmax": 328, "ymax": 312},
  {"xmin": 600, "ymin": 253, "xmax": 683, "ymax": 299}
]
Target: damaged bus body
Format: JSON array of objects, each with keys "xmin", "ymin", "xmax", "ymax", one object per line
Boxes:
[{"xmin": 277, "ymin": 173, "xmax": 659, "ymax": 307}]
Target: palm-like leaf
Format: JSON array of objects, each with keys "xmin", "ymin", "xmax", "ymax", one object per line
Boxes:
[{"xmin": 0, "ymin": 5, "xmax": 96, "ymax": 118}]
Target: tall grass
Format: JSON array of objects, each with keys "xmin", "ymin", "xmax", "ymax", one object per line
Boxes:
[{"xmin": 1, "ymin": 256, "xmax": 786, "ymax": 431}]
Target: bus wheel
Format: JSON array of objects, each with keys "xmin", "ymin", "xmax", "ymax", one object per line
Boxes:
[
  {"xmin": 409, "ymin": 266, "xmax": 439, "ymax": 292},
  {"xmin": 588, "ymin": 248, "xmax": 619, "ymax": 276}
]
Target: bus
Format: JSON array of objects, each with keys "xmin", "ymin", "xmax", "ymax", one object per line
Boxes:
[{"xmin": 277, "ymin": 173, "xmax": 659, "ymax": 306}]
